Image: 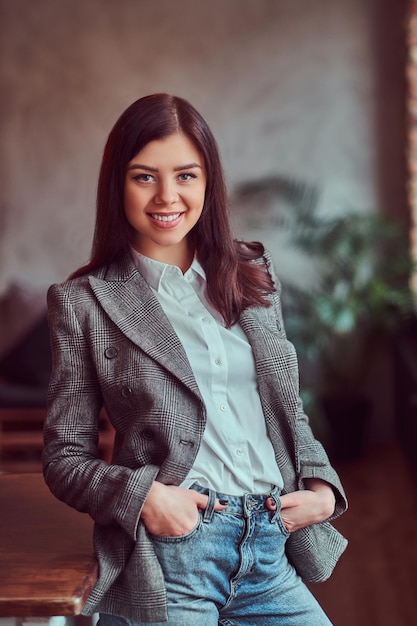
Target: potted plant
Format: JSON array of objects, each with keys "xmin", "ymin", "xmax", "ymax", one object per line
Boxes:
[{"xmin": 233, "ymin": 177, "xmax": 415, "ymax": 460}]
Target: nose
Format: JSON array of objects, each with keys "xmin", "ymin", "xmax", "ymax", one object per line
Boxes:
[{"xmin": 154, "ymin": 181, "xmax": 179, "ymax": 206}]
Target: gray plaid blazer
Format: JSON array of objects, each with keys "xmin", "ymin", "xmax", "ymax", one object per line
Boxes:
[{"xmin": 43, "ymin": 249, "xmax": 348, "ymax": 622}]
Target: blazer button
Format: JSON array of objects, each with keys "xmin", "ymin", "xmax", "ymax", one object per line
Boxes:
[
  {"xmin": 105, "ymin": 346, "xmax": 118, "ymax": 359},
  {"xmin": 121, "ymin": 386, "xmax": 132, "ymax": 398},
  {"xmin": 141, "ymin": 429, "xmax": 154, "ymax": 441}
]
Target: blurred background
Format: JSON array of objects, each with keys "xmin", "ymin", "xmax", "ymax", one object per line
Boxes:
[{"xmin": 0, "ymin": 0, "xmax": 416, "ymax": 624}]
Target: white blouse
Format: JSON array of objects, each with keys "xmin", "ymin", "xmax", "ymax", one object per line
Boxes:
[{"xmin": 132, "ymin": 250, "xmax": 284, "ymax": 495}]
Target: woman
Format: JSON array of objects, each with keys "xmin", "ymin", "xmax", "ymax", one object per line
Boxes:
[{"xmin": 43, "ymin": 93, "xmax": 348, "ymax": 626}]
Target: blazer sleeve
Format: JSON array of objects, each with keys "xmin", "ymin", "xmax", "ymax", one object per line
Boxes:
[
  {"xmin": 295, "ymin": 396, "xmax": 347, "ymax": 520},
  {"xmin": 42, "ymin": 282, "xmax": 159, "ymax": 541},
  {"xmin": 263, "ymin": 249, "xmax": 348, "ymax": 520}
]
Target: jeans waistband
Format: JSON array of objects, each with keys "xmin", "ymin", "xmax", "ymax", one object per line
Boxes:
[{"xmin": 190, "ymin": 483, "xmax": 281, "ymax": 518}]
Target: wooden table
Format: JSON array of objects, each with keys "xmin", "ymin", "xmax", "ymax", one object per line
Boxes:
[{"xmin": 0, "ymin": 473, "xmax": 98, "ymax": 617}]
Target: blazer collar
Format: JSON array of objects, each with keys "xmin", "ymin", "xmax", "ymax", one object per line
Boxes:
[
  {"xmin": 88, "ymin": 252, "xmax": 203, "ymax": 401},
  {"xmin": 88, "ymin": 252, "xmax": 298, "ymax": 425}
]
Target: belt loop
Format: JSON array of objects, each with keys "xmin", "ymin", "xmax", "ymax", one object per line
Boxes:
[
  {"xmin": 202, "ymin": 488, "xmax": 216, "ymax": 523},
  {"xmin": 268, "ymin": 487, "xmax": 281, "ymax": 523}
]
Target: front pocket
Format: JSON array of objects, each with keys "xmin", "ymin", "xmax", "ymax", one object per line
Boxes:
[
  {"xmin": 148, "ymin": 511, "xmax": 203, "ymax": 544},
  {"xmin": 275, "ymin": 512, "xmax": 291, "ymax": 537}
]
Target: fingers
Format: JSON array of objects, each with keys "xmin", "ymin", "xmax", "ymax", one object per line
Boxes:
[
  {"xmin": 279, "ymin": 492, "xmax": 300, "ymax": 509},
  {"xmin": 187, "ymin": 490, "xmax": 228, "ymax": 511},
  {"xmin": 214, "ymin": 497, "xmax": 229, "ymax": 511},
  {"xmin": 266, "ymin": 496, "xmax": 277, "ymax": 510}
]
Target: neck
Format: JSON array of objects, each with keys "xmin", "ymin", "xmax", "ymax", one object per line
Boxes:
[{"xmin": 132, "ymin": 241, "xmax": 194, "ymax": 273}]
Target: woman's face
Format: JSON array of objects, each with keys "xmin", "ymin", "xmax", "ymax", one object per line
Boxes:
[{"xmin": 124, "ymin": 132, "xmax": 206, "ymax": 268}]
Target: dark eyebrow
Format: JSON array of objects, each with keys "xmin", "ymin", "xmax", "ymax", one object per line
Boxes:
[
  {"xmin": 126, "ymin": 164, "xmax": 158, "ymax": 172},
  {"xmin": 173, "ymin": 163, "xmax": 202, "ymax": 172},
  {"xmin": 126, "ymin": 162, "xmax": 202, "ymax": 172}
]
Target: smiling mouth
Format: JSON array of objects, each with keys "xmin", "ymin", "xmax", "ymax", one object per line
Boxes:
[{"xmin": 150, "ymin": 212, "xmax": 182, "ymax": 222}]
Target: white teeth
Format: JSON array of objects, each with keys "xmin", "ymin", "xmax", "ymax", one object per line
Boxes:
[{"xmin": 151, "ymin": 213, "xmax": 181, "ymax": 222}]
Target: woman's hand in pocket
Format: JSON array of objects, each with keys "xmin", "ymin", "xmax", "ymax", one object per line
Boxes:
[
  {"xmin": 141, "ymin": 481, "xmax": 228, "ymax": 537},
  {"xmin": 275, "ymin": 479, "xmax": 336, "ymax": 533}
]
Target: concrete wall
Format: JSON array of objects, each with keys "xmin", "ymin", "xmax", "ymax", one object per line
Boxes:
[{"xmin": 0, "ymin": 0, "xmax": 407, "ymax": 290}]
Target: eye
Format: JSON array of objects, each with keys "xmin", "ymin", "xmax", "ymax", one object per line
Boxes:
[
  {"xmin": 133, "ymin": 173, "xmax": 155, "ymax": 183},
  {"xmin": 177, "ymin": 172, "xmax": 197, "ymax": 182}
]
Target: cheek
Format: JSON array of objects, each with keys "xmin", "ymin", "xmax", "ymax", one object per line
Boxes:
[
  {"xmin": 124, "ymin": 195, "xmax": 146, "ymax": 232},
  {"xmin": 124, "ymin": 186, "xmax": 148, "ymax": 215},
  {"xmin": 123, "ymin": 194, "xmax": 134, "ymax": 225},
  {"xmin": 192, "ymin": 185, "xmax": 206, "ymax": 211},
  {"xmin": 124, "ymin": 185, "xmax": 134, "ymax": 211},
  {"xmin": 189, "ymin": 194, "xmax": 204, "ymax": 220}
]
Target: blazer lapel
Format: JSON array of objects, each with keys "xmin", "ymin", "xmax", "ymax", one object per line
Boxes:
[
  {"xmin": 88, "ymin": 253, "xmax": 298, "ymax": 429},
  {"xmin": 239, "ymin": 306, "xmax": 299, "ymax": 428},
  {"xmin": 88, "ymin": 254, "xmax": 202, "ymax": 401}
]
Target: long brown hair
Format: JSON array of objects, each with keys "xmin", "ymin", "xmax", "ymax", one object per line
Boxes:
[{"xmin": 71, "ymin": 93, "xmax": 274, "ymax": 325}]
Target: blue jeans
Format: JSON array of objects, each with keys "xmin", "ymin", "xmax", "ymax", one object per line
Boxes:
[{"xmin": 99, "ymin": 485, "xmax": 332, "ymax": 625}]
